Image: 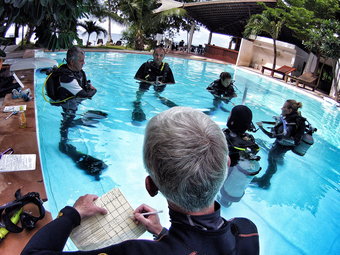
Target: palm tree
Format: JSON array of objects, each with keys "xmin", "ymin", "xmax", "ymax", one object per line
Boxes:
[
  {"xmin": 118, "ymin": 0, "xmax": 159, "ymax": 50},
  {"xmin": 118, "ymin": 0, "xmax": 186, "ymax": 50},
  {"xmin": 243, "ymin": 3, "xmax": 287, "ymax": 70},
  {"xmin": 78, "ymin": 20, "xmax": 107, "ymax": 46}
]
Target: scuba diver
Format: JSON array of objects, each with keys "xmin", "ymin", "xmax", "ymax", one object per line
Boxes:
[
  {"xmin": 218, "ymin": 105, "xmax": 261, "ymax": 207},
  {"xmin": 44, "ymin": 46, "xmax": 107, "ymax": 177},
  {"xmin": 251, "ymin": 99, "xmax": 316, "ymax": 189},
  {"xmin": 132, "ymin": 46, "xmax": 176, "ymax": 123},
  {"xmin": 205, "ymin": 72, "xmax": 237, "ymax": 115}
]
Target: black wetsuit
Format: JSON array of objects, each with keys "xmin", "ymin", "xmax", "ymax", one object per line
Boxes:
[
  {"xmin": 134, "ymin": 61, "xmax": 175, "ymax": 92},
  {"xmin": 253, "ymin": 112, "xmax": 305, "ymax": 188},
  {"xmin": 206, "ymin": 79, "xmax": 236, "ymax": 99},
  {"xmin": 57, "ymin": 64, "xmax": 97, "ymax": 142},
  {"xmin": 223, "ymin": 129, "xmax": 259, "ymax": 167},
  {"xmin": 22, "ymin": 203, "xmax": 259, "ymax": 255}
]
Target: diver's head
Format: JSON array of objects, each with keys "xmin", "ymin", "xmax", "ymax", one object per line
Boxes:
[
  {"xmin": 227, "ymin": 105, "xmax": 253, "ymax": 134},
  {"xmin": 66, "ymin": 46, "xmax": 85, "ymax": 71},
  {"xmin": 143, "ymin": 107, "xmax": 228, "ymax": 213},
  {"xmin": 220, "ymin": 72, "xmax": 232, "ymax": 87},
  {"xmin": 282, "ymin": 100, "xmax": 302, "ymax": 116},
  {"xmin": 153, "ymin": 46, "xmax": 166, "ymax": 66}
]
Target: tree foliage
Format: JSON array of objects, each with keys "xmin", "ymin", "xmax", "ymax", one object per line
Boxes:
[
  {"xmin": 0, "ymin": 0, "xmax": 103, "ymax": 51},
  {"xmin": 243, "ymin": 2, "xmax": 288, "ymax": 69},
  {"xmin": 244, "ymin": 0, "xmax": 340, "ymax": 96},
  {"xmin": 78, "ymin": 20, "xmax": 107, "ymax": 47},
  {"xmin": 117, "ymin": 0, "xmax": 189, "ymax": 50}
]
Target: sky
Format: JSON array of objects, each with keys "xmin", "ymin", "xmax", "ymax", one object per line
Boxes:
[
  {"xmin": 6, "ymin": 19, "xmax": 232, "ymax": 49},
  {"xmin": 90, "ymin": 20, "xmax": 232, "ymax": 48}
]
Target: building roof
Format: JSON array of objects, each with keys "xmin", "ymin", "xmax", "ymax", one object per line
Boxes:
[
  {"xmin": 183, "ymin": 0, "xmax": 277, "ymax": 38},
  {"xmin": 182, "ymin": 0, "xmax": 304, "ymax": 47}
]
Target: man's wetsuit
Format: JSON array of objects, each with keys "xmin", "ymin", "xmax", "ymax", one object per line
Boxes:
[
  {"xmin": 206, "ymin": 79, "xmax": 236, "ymax": 99},
  {"xmin": 57, "ymin": 64, "xmax": 97, "ymax": 142},
  {"xmin": 22, "ymin": 203, "xmax": 259, "ymax": 255},
  {"xmin": 223, "ymin": 129, "xmax": 259, "ymax": 167},
  {"xmin": 135, "ymin": 61, "xmax": 175, "ymax": 92}
]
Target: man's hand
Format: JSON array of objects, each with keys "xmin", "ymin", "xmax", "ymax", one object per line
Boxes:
[
  {"xmin": 133, "ymin": 204, "xmax": 163, "ymax": 235},
  {"xmin": 256, "ymin": 121, "xmax": 263, "ymax": 127},
  {"xmin": 73, "ymin": 194, "xmax": 107, "ymax": 219}
]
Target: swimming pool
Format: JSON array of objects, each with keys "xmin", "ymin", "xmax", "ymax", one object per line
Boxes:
[{"xmin": 35, "ymin": 51, "xmax": 340, "ymax": 254}]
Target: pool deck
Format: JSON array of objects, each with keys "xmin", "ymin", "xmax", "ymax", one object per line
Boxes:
[
  {"xmin": 0, "ymin": 49, "xmax": 52, "ymax": 254},
  {"xmin": 0, "ymin": 48, "xmax": 337, "ymax": 254}
]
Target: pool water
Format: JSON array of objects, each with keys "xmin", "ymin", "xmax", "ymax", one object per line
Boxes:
[{"xmin": 35, "ymin": 51, "xmax": 340, "ymax": 255}]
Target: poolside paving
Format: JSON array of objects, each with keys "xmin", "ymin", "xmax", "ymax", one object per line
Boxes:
[{"xmin": 0, "ymin": 66, "xmax": 52, "ymax": 255}]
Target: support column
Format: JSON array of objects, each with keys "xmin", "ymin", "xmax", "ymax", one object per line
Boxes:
[
  {"xmin": 208, "ymin": 31, "xmax": 212, "ymax": 45},
  {"xmin": 187, "ymin": 22, "xmax": 195, "ymax": 53}
]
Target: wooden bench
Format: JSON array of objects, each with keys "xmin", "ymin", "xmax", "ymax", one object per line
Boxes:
[
  {"xmin": 286, "ymin": 72, "xmax": 318, "ymax": 91},
  {"xmin": 261, "ymin": 65, "xmax": 297, "ymax": 81}
]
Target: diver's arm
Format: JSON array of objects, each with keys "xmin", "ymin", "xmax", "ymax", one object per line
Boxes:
[
  {"xmin": 163, "ymin": 66, "xmax": 175, "ymax": 84},
  {"xmin": 221, "ymin": 85, "xmax": 237, "ymax": 100},
  {"xmin": 294, "ymin": 118, "xmax": 306, "ymax": 145},
  {"xmin": 134, "ymin": 77, "xmax": 156, "ymax": 84},
  {"xmin": 256, "ymin": 122, "xmax": 275, "ymax": 138},
  {"xmin": 21, "ymin": 206, "xmax": 81, "ymax": 254},
  {"xmin": 22, "ymin": 195, "xmax": 107, "ymax": 254},
  {"xmin": 207, "ymin": 87, "xmax": 221, "ymax": 98},
  {"xmin": 76, "ymin": 87, "xmax": 97, "ymax": 98},
  {"xmin": 134, "ymin": 62, "xmax": 156, "ymax": 84}
]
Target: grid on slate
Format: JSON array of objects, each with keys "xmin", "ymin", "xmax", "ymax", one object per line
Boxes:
[{"xmin": 70, "ymin": 188, "xmax": 146, "ymax": 250}]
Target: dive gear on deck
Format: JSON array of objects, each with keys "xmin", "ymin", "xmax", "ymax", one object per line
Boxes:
[{"xmin": 0, "ymin": 189, "xmax": 45, "ymax": 239}]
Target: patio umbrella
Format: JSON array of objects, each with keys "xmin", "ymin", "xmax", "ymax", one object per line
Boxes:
[{"xmin": 153, "ymin": 0, "xmax": 183, "ymax": 13}]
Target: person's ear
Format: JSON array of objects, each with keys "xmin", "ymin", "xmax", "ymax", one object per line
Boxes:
[
  {"xmin": 227, "ymin": 156, "xmax": 231, "ymax": 167},
  {"xmin": 145, "ymin": 176, "xmax": 159, "ymax": 197}
]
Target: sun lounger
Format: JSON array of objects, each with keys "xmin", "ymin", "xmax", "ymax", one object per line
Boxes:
[
  {"xmin": 261, "ymin": 65, "xmax": 297, "ymax": 81},
  {"xmin": 286, "ymin": 72, "xmax": 318, "ymax": 91}
]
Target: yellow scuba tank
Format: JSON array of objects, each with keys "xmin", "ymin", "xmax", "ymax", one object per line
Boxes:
[{"xmin": 292, "ymin": 133, "xmax": 314, "ymax": 156}]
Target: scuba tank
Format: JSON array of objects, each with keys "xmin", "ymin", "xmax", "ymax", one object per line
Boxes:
[
  {"xmin": 292, "ymin": 121, "xmax": 317, "ymax": 156},
  {"xmin": 218, "ymin": 130, "xmax": 261, "ymax": 207},
  {"xmin": 292, "ymin": 133, "xmax": 314, "ymax": 156},
  {"xmin": 220, "ymin": 152, "xmax": 261, "ymax": 205}
]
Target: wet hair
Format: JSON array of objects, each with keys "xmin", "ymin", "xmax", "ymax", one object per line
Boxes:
[
  {"xmin": 286, "ymin": 100, "xmax": 303, "ymax": 112},
  {"xmin": 227, "ymin": 105, "xmax": 253, "ymax": 134},
  {"xmin": 220, "ymin": 72, "xmax": 232, "ymax": 81},
  {"xmin": 66, "ymin": 46, "xmax": 84, "ymax": 64},
  {"xmin": 143, "ymin": 107, "xmax": 228, "ymax": 212}
]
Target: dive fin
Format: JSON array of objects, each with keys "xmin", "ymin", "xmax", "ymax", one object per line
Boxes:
[
  {"xmin": 132, "ymin": 101, "xmax": 146, "ymax": 122},
  {"xmin": 220, "ymin": 106, "xmax": 230, "ymax": 112},
  {"xmin": 71, "ymin": 118, "xmax": 99, "ymax": 127},
  {"xmin": 158, "ymin": 96, "xmax": 177, "ymax": 108},
  {"xmin": 76, "ymin": 154, "xmax": 108, "ymax": 176},
  {"xmin": 83, "ymin": 110, "xmax": 108, "ymax": 119},
  {"xmin": 59, "ymin": 142, "xmax": 107, "ymax": 176}
]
